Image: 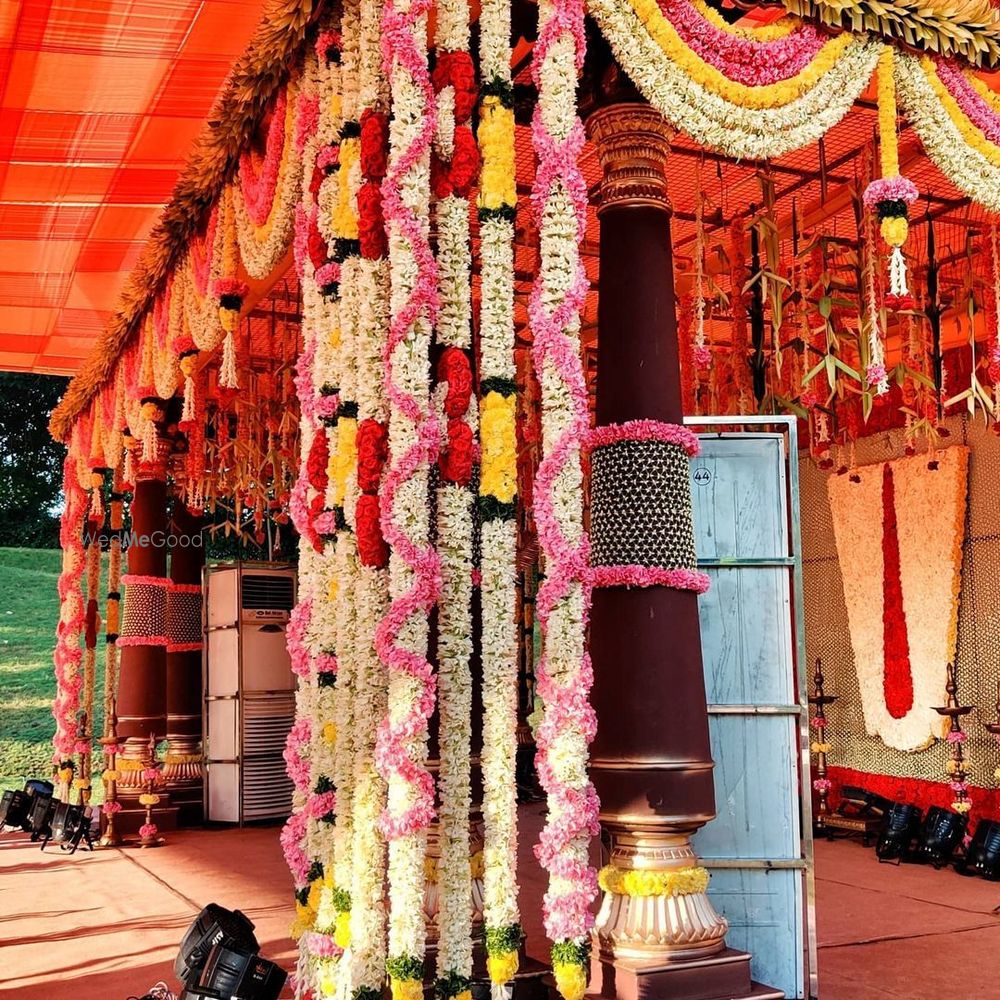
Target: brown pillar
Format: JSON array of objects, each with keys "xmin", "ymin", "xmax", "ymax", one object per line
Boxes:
[
  {"xmin": 115, "ymin": 454, "xmax": 170, "ymax": 820},
  {"xmin": 163, "ymin": 503, "xmax": 205, "ymax": 823},
  {"xmin": 586, "ymin": 103, "xmax": 759, "ymax": 1000}
]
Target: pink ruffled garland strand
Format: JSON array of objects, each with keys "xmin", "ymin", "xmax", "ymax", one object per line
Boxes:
[
  {"xmin": 239, "ymin": 89, "xmax": 289, "ymax": 226},
  {"xmin": 52, "ymin": 455, "xmax": 88, "ymax": 765},
  {"xmin": 659, "ymin": 0, "xmax": 826, "ymax": 85},
  {"xmin": 529, "ymin": 0, "xmax": 601, "ymax": 963},
  {"xmin": 374, "ymin": 0, "xmax": 442, "ymax": 846}
]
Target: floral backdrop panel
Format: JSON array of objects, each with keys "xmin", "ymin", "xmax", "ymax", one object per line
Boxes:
[{"xmin": 827, "ymin": 446, "xmax": 968, "ymax": 752}]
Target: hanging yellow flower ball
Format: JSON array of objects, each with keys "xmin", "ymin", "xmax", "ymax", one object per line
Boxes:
[
  {"xmin": 317, "ymin": 959, "xmax": 339, "ymax": 996},
  {"xmin": 179, "ymin": 353, "xmax": 199, "ymax": 378},
  {"xmin": 139, "ymin": 793, "xmax": 161, "ymax": 806},
  {"xmin": 553, "ymin": 962, "xmax": 587, "ymax": 1000},
  {"xmin": 73, "ymin": 778, "xmax": 91, "ymax": 790},
  {"xmin": 102, "ymin": 770, "xmax": 120, "ymax": 782},
  {"xmin": 487, "ymin": 951, "xmax": 519, "ymax": 984},
  {"xmin": 323, "ymin": 721, "xmax": 337, "ymax": 744},
  {"xmin": 218, "ymin": 307, "xmax": 238, "ymax": 333},
  {"xmin": 880, "ymin": 215, "xmax": 908, "ymax": 248},
  {"xmin": 57, "ymin": 767, "xmax": 74, "ymax": 784}
]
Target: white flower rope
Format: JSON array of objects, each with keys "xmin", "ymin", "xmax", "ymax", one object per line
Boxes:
[
  {"xmin": 432, "ymin": 0, "xmax": 477, "ymax": 996},
  {"xmin": 376, "ymin": 0, "xmax": 441, "ymax": 994},
  {"xmin": 530, "ymin": 1, "xmax": 600, "ymax": 998},
  {"xmin": 348, "ymin": 1, "xmax": 392, "ymax": 994},
  {"xmin": 476, "ymin": 0, "xmax": 523, "ymax": 986}
]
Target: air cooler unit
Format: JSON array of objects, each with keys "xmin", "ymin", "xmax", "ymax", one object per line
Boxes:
[{"xmin": 203, "ymin": 564, "xmax": 296, "ymax": 823}]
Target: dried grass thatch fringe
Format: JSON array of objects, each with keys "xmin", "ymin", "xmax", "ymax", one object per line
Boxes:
[{"xmin": 49, "ymin": 0, "xmax": 320, "ymax": 443}]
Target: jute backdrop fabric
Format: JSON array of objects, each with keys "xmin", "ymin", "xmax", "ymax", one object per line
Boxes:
[{"xmin": 801, "ymin": 413, "xmax": 1000, "ymax": 791}]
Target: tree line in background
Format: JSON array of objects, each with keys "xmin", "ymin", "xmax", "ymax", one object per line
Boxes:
[{"xmin": 0, "ymin": 373, "xmax": 67, "ymax": 549}]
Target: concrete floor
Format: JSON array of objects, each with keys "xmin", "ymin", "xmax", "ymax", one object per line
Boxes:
[{"xmin": 2, "ymin": 807, "xmax": 998, "ymax": 999}]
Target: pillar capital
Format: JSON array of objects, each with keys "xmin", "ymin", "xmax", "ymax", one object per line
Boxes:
[{"xmin": 586, "ymin": 102, "xmax": 675, "ymax": 215}]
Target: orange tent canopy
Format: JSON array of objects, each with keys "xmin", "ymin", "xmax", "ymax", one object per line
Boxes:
[{"xmin": 0, "ymin": 0, "xmax": 266, "ymax": 375}]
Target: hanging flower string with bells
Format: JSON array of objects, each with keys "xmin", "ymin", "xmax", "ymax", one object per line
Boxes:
[
  {"xmin": 212, "ymin": 277, "xmax": 249, "ymax": 388},
  {"xmin": 864, "ymin": 45, "xmax": 919, "ymax": 310}
]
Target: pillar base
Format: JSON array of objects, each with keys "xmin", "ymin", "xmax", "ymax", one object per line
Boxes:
[
  {"xmin": 162, "ymin": 736, "xmax": 204, "ymax": 826},
  {"xmin": 589, "ymin": 949, "xmax": 783, "ymax": 1000}
]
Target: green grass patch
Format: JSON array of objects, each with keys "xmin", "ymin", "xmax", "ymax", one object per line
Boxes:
[{"xmin": 0, "ymin": 547, "xmax": 107, "ymax": 793}]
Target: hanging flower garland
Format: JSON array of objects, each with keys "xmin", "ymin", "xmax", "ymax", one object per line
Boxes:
[
  {"xmin": 52, "ymin": 452, "xmax": 88, "ymax": 781},
  {"xmin": 864, "ymin": 205, "xmax": 890, "ymax": 395},
  {"xmin": 431, "ymin": 0, "xmax": 478, "ymax": 996},
  {"xmin": 864, "ymin": 46, "xmax": 918, "ymax": 306},
  {"xmin": 477, "ymin": 0, "xmax": 523, "ymax": 986},
  {"xmin": 233, "ymin": 76, "xmax": 306, "ymax": 279},
  {"xmin": 348, "ymin": 2, "xmax": 392, "ymax": 994},
  {"xmin": 587, "ymin": 0, "xmax": 880, "ymax": 160},
  {"xmin": 376, "ymin": 0, "xmax": 441, "ymax": 995},
  {"xmin": 530, "ymin": 1, "xmax": 600, "ymax": 998},
  {"xmin": 895, "ymin": 51, "xmax": 1000, "ymax": 213}
]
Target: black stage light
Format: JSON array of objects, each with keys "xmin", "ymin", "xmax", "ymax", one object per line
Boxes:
[
  {"xmin": 26, "ymin": 791, "xmax": 56, "ymax": 841},
  {"xmin": 178, "ymin": 944, "xmax": 286, "ymax": 1000},
  {"xmin": 25, "ymin": 778, "xmax": 54, "ymax": 798},
  {"xmin": 914, "ymin": 805, "xmax": 967, "ymax": 868},
  {"xmin": 876, "ymin": 802, "xmax": 922, "ymax": 862},
  {"xmin": 175, "ymin": 905, "xmax": 259, "ymax": 985},
  {"xmin": 42, "ymin": 801, "xmax": 94, "ymax": 853},
  {"xmin": 0, "ymin": 789, "xmax": 30, "ymax": 830},
  {"xmin": 956, "ymin": 819, "xmax": 1000, "ymax": 879}
]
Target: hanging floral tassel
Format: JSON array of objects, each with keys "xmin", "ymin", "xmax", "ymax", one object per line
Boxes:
[
  {"xmin": 139, "ymin": 400, "xmax": 163, "ymax": 464},
  {"xmin": 864, "ymin": 46, "xmax": 917, "ymax": 309},
  {"xmin": 693, "ymin": 190, "xmax": 710, "ymax": 372},
  {"xmin": 179, "ymin": 341, "xmax": 199, "ymax": 426},
  {"xmin": 123, "ymin": 434, "xmax": 136, "ymax": 487},
  {"xmin": 212, "ymin": 278, "xmax": 248, "ymax": 389}
]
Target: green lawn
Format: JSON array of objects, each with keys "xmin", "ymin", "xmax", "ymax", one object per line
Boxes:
[
  {"xmin": 0, "ymin": 547, "xmax": 107, "ymax": 791},
  {"xmin": 0, "ymin": 547, "xmax": 62, "ymax": 787}
]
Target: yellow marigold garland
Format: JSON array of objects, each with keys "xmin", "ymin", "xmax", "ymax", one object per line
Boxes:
[{"xmin": 597, "ymin": 864, "xmax": 711, "ymax": 898}]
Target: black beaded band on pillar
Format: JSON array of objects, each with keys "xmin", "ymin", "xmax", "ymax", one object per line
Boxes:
[
  {"xmin": 587, "ymin": 421, "xmax": 710, "ymax": 592},
  {"xmin": 118, "ymin": 574, "xmax": 169, "ymax": 646},
  {"xmin": 166, "ymin": 583, "xmax": 203, "ymax": 653}
]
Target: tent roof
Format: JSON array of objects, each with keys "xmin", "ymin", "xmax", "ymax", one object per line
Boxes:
[{"xmin": 0, "ymin": 0, "xmax": 267, "ymax": 375}]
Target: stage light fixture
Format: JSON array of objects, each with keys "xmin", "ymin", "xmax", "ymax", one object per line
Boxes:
[
  {"xmin": 913, "ymin": 805, "xmax": 967, "ymax": 868},
  {"xmin": 26, "ymin": 790, "xmax": 56, "ymax": 842},
  {"xmin": 178, "ymin": 944, "xmax": 286, "ymax": 1000},
  {"xmin": 875, "ymin": 802, "xmax": 922, "ymax": 862},
  {"xmin": 42, "ymin": 801, "xmax": 95, "ymax": 853},
  {"xmin": 956, "ymin": 819, "xmax": 1000, "ymax": 880},
  {"xmin": 175, "ymin": 905, "xmax": 259, "ymax": 985},
  {"xmin": 0, "ymin": 779, "xmax": 55, "ymax": 833}
]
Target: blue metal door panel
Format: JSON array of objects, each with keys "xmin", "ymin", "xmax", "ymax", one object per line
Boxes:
[{"xmin": 689, "ymin": 428, "xmax": 811, "ymax": 1000}]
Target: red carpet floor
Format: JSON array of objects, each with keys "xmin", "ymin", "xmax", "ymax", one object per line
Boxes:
[{"xmin": 2, "ymin": 810, "xmax": 998, "ymax": 998}]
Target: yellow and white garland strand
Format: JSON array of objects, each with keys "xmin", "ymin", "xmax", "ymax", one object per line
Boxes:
[{"xmin": 477, "ymin": 0, "xmax": 523, "ymax": 988}]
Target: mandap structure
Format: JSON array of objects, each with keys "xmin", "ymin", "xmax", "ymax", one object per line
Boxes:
[{"xmin": 42, "ymin": 0, "xmax": 1000, "ymax": 996}]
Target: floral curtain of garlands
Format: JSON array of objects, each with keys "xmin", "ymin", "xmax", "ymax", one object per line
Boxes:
[{"xmin": 589, "ymin": 0, "xmax": 1000, "ymax": 211}]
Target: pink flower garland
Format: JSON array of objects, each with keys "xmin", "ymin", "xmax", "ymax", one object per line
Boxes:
[
  {"xmin": 285, "ymin": 717, "xmax": 313, "ymax": 794},
  {"xmin": 935, "ymin": 57, "xmax": 1000, "ymax": 147},
  {"xmin": 588, "ymin": 565, "xmax": 711, "ymax": 591},
  {"xmin": 658, "ymin": 0, "xmax": 826, "ymax": 85},
  {"xmin": 52, "ymin": 455, "xmax": 87, "ymax": 762},
  {"xmin": 587, "ymin": 419, "xmax": 700, "ymax": 456},
  {"xmin": 530, "ymin": 0, "xmax": 600, "ymax": 949},
  {"xmin": 374, "ymin": 0, "xmax": 442, "ymax": 844},
  {"xmin": 189, "ymin": 201, "xmax": 219, "ymax": 297}
]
